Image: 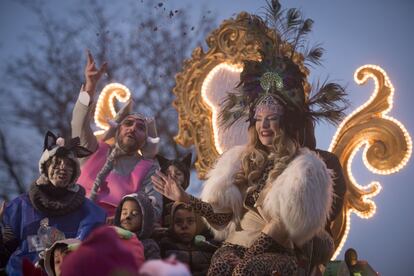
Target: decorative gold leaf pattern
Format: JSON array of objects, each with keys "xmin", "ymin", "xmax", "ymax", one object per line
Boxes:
[
  {"xmin": 94, "ymin": 83, "xmax": 131, "ymax": 132},
  {"xmin": 329, "ymin": 65, "xmax": 412, "ymax": 258},
  {"xmin": 173, "ymin": 12, "xmax": 309, "ymax": 179}
]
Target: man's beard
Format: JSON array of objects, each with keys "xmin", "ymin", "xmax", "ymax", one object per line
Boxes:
[{"xmin": 118, "ymin": 138, "xmax": 140, "ymax": 154}]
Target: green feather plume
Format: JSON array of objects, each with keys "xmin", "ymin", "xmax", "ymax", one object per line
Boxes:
[{"xmin": 308, "ymin": 81, "xmax": 350, "ymax": 125}]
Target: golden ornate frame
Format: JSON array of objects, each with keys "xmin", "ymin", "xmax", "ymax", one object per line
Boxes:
[
  {"xmin": 329, "ymin": 65, "xmax": 412, "ymax": 257},
  {"xmin": 173, "ymin": 12, "xmax": 309, "ymax": 179},
  {"xmin": 92, "ymin": 13, "xmax": 411, "ymax": 258},
  {"xmin": 171, "ymin": 12, "xmax": 412, "ymax": 257}
]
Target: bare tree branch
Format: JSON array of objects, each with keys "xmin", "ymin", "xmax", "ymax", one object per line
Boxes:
[
  {"xmin": 0, "ymin": 0, "xmax": 217, "ymax": 195},
  {"xmin": 0, "ymin": 129, "xmax": 25, "ymax": 195}
]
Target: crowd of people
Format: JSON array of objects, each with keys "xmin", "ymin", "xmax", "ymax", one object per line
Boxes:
[
  {"xmin": 0, "ymin": 120, "xmax": 213, "ymax": 276},
  {"xmin": 0, "ymin": 2, "xmax": 349, "ymax": 275}
]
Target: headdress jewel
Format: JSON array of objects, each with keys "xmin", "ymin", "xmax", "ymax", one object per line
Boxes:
[{"xmin": 219, "ymin": 0, "xmax": 349, "ymax": 128}]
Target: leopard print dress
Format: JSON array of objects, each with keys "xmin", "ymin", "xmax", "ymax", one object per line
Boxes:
[{"xmin": 188, "ymin": 161, "xmax": 298, "ymax": 276}]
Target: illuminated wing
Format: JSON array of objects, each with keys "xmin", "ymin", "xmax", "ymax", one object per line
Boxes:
[
  {"xmin": 173, "ymin": 12, "xmax": 309, "ymax": 178},
  {"xmin": 172, "ymin": 12, "xmax": 413, "ymax": 258},
  {"xmin": 93, "ymin": 83, "xmax": 132, "ymax": 141},
  {"xmin": 329, "ymin": 65, "xmax": 412, "ymax": 258},
  {"xmin": 201, "ymin": 63, "xmax": 245, "ymax": 154}
]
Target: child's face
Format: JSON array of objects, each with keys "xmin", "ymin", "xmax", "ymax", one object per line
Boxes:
[
  {"xmin": 120, "ymin": 200, "xmax": 142, "ymax": 232},
  {"xmin": 166, "ymin": 165, "xmax": 185, "ymax": 188},
  {"xmin": 53, "ymin": 248, "xmax": 67, "ymax": 276},
  {"xmin": 173, "ymin": 208, "xmax": 196, "ymax": 244}
]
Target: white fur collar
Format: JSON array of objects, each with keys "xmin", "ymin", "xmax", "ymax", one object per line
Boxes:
[
  {"xmin": 262, "ymin": 147, "xmax": 333, "ymax": 245},
  {"xmin": 200, "ymin": 145, "xmax": 245, "ymax": 240},
  {"xmin": 200, "ymin": 146, "xmax": 333, "ymax": 245}
]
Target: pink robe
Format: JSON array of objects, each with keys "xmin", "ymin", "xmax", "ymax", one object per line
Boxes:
[{"xmin": 78, "ymin": 142, "xmax": 154, "ymax": 216}]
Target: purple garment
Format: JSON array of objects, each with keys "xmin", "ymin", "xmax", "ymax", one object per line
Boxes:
[
  {"xmin": 2, "ymin": 193, "xmax": 105, "ymax": 275},
  {"xmin": 77, "ymin": 142, "xmax": 154, "ymax": 216}
]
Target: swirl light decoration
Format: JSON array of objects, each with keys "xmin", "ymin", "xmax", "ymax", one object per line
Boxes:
[
  {"xmin": 173, "ymin": 12, "xmax": 310, "ymax": 179},
  {"xmin": 200, "ymin": 63, "xmax": 244, "ymax": 154},
  {"xmin": 92, "ymin": 83, "xmax": 161, "ymax": 160},
  {"xmin": 93, "ymin": 83, "xmax": 131, "ymax": 137},
  {"xmin": 91, "ymin": 15, "xmax": 412, "ymax": 259},
  {"xmin": 172, "ymin": 12, "xmax": 412, "ymax": 259},
  {"xmin": 329, "ymin": 65, "xmax": 412, "ymax": 259}
]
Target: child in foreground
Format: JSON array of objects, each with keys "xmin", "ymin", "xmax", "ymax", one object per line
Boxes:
[
  {"xmin": 159, "ymin": 202, "xmax": 216, "ymax": 276},
  {"xmin": 114, "ymin": 193, "xmax": 161, "ymax": 260}
]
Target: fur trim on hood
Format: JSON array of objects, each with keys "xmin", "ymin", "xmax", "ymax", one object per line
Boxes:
[
  {"xmin": 43, "ymin": 238, "xmax": 80, "ymax": 276},
  {"xmin": 37, "ymin": 131, "xmax": 93, "ymax": 191},
  {"xmin": 114, "ymin": 193, "xmax": 155, "ymax": 239},
  {"xmin": 200, "ymin": 146, "xmax": 333, "ymax": 246}
]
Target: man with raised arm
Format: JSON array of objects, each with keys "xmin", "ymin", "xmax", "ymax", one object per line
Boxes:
[{"xmin": 71, "ymin": 50, "xmax": 162, "ymax": 220}]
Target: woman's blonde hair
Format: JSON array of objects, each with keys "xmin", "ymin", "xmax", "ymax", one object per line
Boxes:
[{"xmin": 233, "ymin": 125, "xmax": 299, "ymax": 189}]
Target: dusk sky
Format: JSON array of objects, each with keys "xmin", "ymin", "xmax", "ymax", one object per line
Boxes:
[{"xmin": 1, "ymin": 0, "xmax": 413, "ymax": 275}]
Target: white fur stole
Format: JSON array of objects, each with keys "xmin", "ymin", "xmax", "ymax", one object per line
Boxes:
[
  {"xmin": 200, "ymin": 145, "xmax": 245, "ymax": 240},
  {"xmin": 263, "ymin": 148, "xmax": 333, "ymax": 245},
  {"xmin": 200, "ymin": 146, "xmax": 333, "ymax": 245}
]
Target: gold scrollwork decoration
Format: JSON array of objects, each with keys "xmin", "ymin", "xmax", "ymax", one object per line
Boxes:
[
  {"xmin": 173, "ymin": 12, "xmax": 309, "ymax": 179},
  {"xmin": 329, "ymin": 65, "xmax": 412, "ymax": 258},
  {"xmin": 173, "ymin": 12, "xmax": 412, "ymax": 258}
]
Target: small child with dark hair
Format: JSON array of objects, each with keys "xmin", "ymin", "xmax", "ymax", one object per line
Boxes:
[
  {"xmin": 159, "ymin": 202, "xmax": 216, "ymax": 276},
  {"xmin": 114, "ymin": 193, "xmax": 160, "ymax": 260},
  {"xmin": 43, "ymin": 239, "xmax": 79, "ymax": 276}
]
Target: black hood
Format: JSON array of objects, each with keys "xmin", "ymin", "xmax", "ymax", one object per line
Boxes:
[
  {"xmin": 113, "ymin": 192, "xmax": 155, "ymax": 239},
  {"xmin": 156, "ymin": 153, "xmax": 192, "ymax": 190}
]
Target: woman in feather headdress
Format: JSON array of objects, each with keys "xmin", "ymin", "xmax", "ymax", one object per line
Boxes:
[{"xmin": 152, "ymin": 1, "xmax": 348, "ymax": 275}]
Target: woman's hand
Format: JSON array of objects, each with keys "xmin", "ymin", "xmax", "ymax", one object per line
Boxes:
[
  {"xmin": 151, "ymin": 171, "xmax": 189, "ymax": 203},
  {"xmin": 84, "ymin": 49, "xmax": 107, "ymax": 97}
]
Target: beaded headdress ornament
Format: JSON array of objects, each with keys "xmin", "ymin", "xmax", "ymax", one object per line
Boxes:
[{"xmin": 219, "ymin": 0, "xmax": 349, "ymax": 130}]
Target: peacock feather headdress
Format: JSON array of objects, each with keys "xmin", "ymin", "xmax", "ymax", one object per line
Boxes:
[{"xmin": 219, "ymin": 0, "xmax": 349, "ymax": 133}]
